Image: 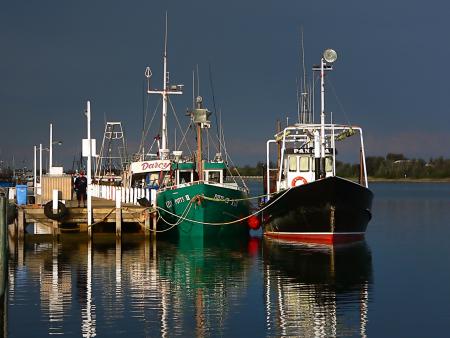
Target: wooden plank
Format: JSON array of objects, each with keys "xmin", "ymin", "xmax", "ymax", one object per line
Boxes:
[{"xmin": 23, "ymin": 207, "xmax": 147, "ymax": 224}]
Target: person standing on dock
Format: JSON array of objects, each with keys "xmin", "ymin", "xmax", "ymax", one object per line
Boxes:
[{"xmin": 74, "ymin": 170, "xmax": 87, "ymax": 207}]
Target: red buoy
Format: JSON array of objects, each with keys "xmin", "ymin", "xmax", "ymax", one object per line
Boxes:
[{"xmin": 247, "ymin": 215, "xmax": 261, "ymax": 230}]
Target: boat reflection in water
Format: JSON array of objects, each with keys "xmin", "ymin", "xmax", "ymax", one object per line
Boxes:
[
  {"xmin": 263, "ymin": 239, "xmax": 373, "ymax": 338},
  {"xmin": 6, "ymin": 235, "xmax": 254, "ymax": 337},
  {"xmin": 156, "ymin": 238, "xmax": 253, "ymax": 337}
]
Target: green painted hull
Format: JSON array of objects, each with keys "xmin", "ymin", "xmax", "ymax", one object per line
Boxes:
[{"xmin": 156, "ymin": 183, "xmax": 251, "ymax": 240}]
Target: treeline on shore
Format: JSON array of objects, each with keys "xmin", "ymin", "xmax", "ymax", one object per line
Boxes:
[{"xmin": 234, "ymin": 153, "xmax": 450, "ymax": 179}]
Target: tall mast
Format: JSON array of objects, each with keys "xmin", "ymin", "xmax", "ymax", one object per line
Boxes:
[
  {"xmin": 147, "ymin": 12, "xmax": 183, "ymax": 160},
  {"xmin": 162, "ymin": 12, "xmax": 168, "ymax": 154},
  {"xmin": 320, "ymin": 56, "xmax": 325, "ymax": 163},
  {"xmin": 314, "ymin": 49, "xmax": 337, "ymax": 177}
]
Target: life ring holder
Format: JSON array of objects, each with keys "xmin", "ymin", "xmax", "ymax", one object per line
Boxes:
[
  {"xmin": 291, "ymin": 176, "xmax": 308, "ymax": 187},
  {"xmin": 44, "ymin": 201, "xmax": 68, "ymax": 221}
]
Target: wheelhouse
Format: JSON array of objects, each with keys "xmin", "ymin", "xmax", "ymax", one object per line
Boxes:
[{"xmin": 266, "ymin": 124, "xmax": 368, "ymax": 194}]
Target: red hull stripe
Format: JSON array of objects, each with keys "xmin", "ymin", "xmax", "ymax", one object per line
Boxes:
[{"xmin": 264, "ymin": 232, "xmax": 365, "ymax": 244}]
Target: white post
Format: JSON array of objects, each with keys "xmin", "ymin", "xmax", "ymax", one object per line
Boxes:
[
  {"xmin": 52, "ymin": 190, "xmax": 59, "ymax": 211},
  {"xmin": 116, "ymin": 188, "xmax": 121, "ymax": 208},
  {"xmin": 86, "ymin": 101, "xmax": 93, "ymax": 235},
  {"xmin": 150, "ymin": 189, "xmax": 156, "ymax": 206},
  {"xmin": 33, "ymin": 145, "xmax": 37, "ymax": 197},
  {"xmin": 39, "ymin": 143, "xmax": 43, "ymax": 193},
  {"xmin": 49, "ymin": 123, "xmax": 53, "ymax": 173}
]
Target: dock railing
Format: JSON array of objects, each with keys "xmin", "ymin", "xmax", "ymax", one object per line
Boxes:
[{"xmin": 91, "ymin": 184, "xmax": 154, "ymax": 206}]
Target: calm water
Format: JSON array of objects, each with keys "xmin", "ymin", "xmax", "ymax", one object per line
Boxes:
[{"xmin": 2, "ymin": 182, "xmax": 450, "ymax": 337}]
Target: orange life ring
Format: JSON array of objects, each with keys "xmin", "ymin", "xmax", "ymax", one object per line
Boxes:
[{"xmin": 291, "ymin": 176, "xmax": 308, "ymax": 187}]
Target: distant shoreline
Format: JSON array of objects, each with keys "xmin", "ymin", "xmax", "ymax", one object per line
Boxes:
[
  {"xmin": 231, "ymin": 176, "xmax": 450, "ymax": 183},
  {"xmin": 367, "ymin": 177, "xmax": 450, "ymax": 183}
]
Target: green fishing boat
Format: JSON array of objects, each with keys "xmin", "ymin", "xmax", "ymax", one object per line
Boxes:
[
  {"xmin": 156, "ymin": 174, "xmax": 250, "ymax": 239},
  {"xmin": 126, "ymin": 18, "xmax": 252, "ymax": 240}
]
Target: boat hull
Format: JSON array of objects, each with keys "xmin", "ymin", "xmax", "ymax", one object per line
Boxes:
[
  {"xmin": 156, "ymin": 183, "xmax": 250, "ymax": 240},
  {"xmin": 262, "ymin": 176, "xmax": 373, "ymax": 244}
]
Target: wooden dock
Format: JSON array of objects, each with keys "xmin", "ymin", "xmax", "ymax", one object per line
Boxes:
[{"xmin": 15, "ymin": 197, "xmax": 153, "ymax": 238}]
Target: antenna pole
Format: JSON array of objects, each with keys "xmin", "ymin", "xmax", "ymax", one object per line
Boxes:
[
  {"xmin": 208, "ymin": 63, "xmax": 221, "ymax": 154},
  {"xmin": 192, "ymin": 70, "xmax": 195, "ymax": 108}
]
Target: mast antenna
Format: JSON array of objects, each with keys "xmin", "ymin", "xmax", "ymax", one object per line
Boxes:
[
  {"xmin": 192, "ymin": 69, "xmax": 195, "ymax": 109},
  {"xmin": 299, "ymin": 27, "xmax": 312, "ymax": 124},
  {"xmin": 208, "ymin": 63, "xmax": 221, "ymax": 154},
  {"xmin": 196, "ymin": 64, "xmax": 200, "ymax": 98},
  {"xmin": 301, "ymin": 27, "xmax": 306, "ymax": 94},
  {"xmin": 164, "ymin": 11, "xmax": 168, "ymax": 62}
]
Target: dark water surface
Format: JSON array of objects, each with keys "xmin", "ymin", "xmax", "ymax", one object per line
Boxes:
[{"xmin": 3, "ymin": 182, "xmax": 450, "ymax": 337}]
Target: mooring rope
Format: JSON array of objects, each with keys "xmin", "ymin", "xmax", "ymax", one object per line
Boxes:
[
  {"xmin": 154, "ymin": 188, "xmax": 291, "ymax": 227},
  {"xmin": 89, "ymin": 207, "xmax": 116, "ymax": 227},
  {"xmin": 200, "ymin": 191, "xmax": 277, "ymax": 203}
]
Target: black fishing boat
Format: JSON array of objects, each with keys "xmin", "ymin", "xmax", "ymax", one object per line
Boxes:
[{"xmin": 261, "ymin": 48, "xmax": 373, "ymax": 244}]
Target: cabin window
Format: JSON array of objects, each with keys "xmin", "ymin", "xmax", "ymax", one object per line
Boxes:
[
  {"xmin": 179, "ymin": 171, "xmax": 192, "ymax": 184},
  {"xmin": 325, "ymin": 157, "xmax": 333, "ymax": 172},
  {"xmin": 208, "ymin": 171, "xmax": 221, "ymax": 183},
  {"xmin": 299, "ymin": 156, "xmax": 310, "ymax": 172},
  {"xmin": 289, "ymin": 156, "xmax": 298, "ymax": 172}
]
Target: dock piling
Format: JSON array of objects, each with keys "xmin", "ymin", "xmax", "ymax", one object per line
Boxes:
[
  {"xmin": 144, "ymin": 211, "xmax": 150, "ymax": 238},
  {"xmin": 17, "ymin": 208, "xmax": 24, "ymax": 240}
]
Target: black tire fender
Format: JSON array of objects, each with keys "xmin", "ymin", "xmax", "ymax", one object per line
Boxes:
[{"xmin": 44, "ymin": 201, "xmax": 68, "ymax": 221}]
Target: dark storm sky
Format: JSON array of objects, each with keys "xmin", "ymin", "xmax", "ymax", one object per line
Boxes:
[{"xmin": 1, "ymin": 0, "xmax": 448, "ymax": 168}]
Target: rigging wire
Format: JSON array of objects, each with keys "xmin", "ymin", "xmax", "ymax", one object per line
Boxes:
[
  {"xmin": 168, "ymin": 98, "xmax": 193, "ymax": 156},
  {"xmin": 139, "ymin": 79, "xmax": 152, "ymax": 154},
  {"xmin": 327, "ymin": 77, "xmax": 352, "ymax": 126},
  {"xmin": 176, "ymin": 121, "xmax": 194, "ymax": 158},
  {"xmin": 211, "ymin": 126, "xmax": 248, "ymax": 191},
  {"xmin": 140, "ymin": 98, "xmax": 162, "ymax": 156}
]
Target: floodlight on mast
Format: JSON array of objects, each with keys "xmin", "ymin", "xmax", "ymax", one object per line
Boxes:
[{"xmin": 323, "ymin": 49, "xmax": 338, "ymax": 63}]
